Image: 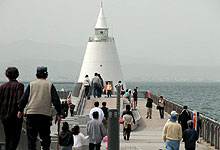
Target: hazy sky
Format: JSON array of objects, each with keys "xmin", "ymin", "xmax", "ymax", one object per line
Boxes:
[{"xmin": 0, "ymin": 0, "xmax": 220, "ymax": 81}]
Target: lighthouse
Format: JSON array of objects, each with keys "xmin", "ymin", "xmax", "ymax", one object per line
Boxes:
[{"xmin": 78, "ymin": 4, "xmax": 125, "ymax": 89}]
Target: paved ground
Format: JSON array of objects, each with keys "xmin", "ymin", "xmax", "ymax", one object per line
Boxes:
[
  {"xmin": 84, "ymin": 96, "xmax": 214, "ymax": 150},
  {"xmin": 120, "ymin": 98, "xmax": 213, "ymax": 150}
]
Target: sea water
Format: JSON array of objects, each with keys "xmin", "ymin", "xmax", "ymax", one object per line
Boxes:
[
  {"xmin": 126, "ymin": 82, "xmax": 220, "ymax": 121},
  {"xmin": 29, "ymin": 82, "xmax": 220, "ymax": 121}
]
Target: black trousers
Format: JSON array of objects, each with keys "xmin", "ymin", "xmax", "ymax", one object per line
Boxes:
[
  {"xmin": 123, "ymin": 127, "xmax": 131, "ymax": 140},
  {"xmin": 85, "ymin": 86, "xmax": 90, "ymax": 97},
  {"xmin": 159, "ymin": 107, "xmax": 164, "ymax": 119},
  {"xmin": 89, "ymin": 142, "xmax": 101, "ymax": 150},
  {"xmin": 26, "ymin": 114, "xmax": 51, "ymax": 150},
  {"xmin": 2, "ymin": 116, "xmax": 23, "ymax": 150}
]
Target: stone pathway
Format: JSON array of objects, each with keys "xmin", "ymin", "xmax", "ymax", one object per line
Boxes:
[{"xmin": 83, "ymin": 96, "xmax": 214, "ymax": 150}]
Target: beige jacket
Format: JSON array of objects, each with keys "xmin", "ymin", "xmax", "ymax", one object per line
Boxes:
[
  {"xmin": 162, "ymin": 121, "xmax": 182, "ymax": 142},
  {"xmin": 123, "ymin": 114, "xmax": 133, "ymax": 128}
]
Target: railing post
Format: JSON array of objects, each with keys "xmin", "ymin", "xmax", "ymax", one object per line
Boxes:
[
  {"xmin": 108, "ymin": 109, "xmax": 120, "ymax": 150},
  {"xmin": 217, "ymin": 127, "xmax": 220, "ymax": 150},
  {"xmin": 211, "ymin": 123, "xmax": 214, "ymax": 146},
  {"xmin": 207, "ymin": 121, "xmax": 210, "ymax": 143},
  {"xmin": 214, "ymin": 126, "xmax": 218, "ymax": 149},
  {"xmin": 204, "ymin": 120, "xmax": 207, "ymax": 142}
]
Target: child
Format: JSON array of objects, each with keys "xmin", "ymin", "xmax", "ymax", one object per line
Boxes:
[
  {"xmin": 59, "ymin": 122, "xmax": 73, "ymax": 150},
  {"xmin": 103, "ymin": 136, "xmax": 108, "ymax": 150},
  {"xmin": 106, "ymin": 82, "xmax": 112, "ymax": 98},
  {"xmin": 183, "ymin": 120, "xmax": 199, "ymax": 150},
  {"xmin": 72, "ymin": 125, "xmax": 89, "ymax": 150}
]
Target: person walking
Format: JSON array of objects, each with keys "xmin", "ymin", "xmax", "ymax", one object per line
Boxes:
[
  {"xmin": 106, "ymin": 82, "xmax": 112, "ymax": 98},
  {"xmin": 69, "ymin": 103, "xmax": 75, "ymax": 117},
  {"xmin": 72, "ymin": 125, "xmax": 89, "ymax": 150},
  {"xmin": 84, "ymin": 75, "xmax": 90, "ymax": 99},
  {"xmin": 183, "ymin": 120, "xmax": 199, "ymax": 150},
  {"xmin": 133, "ymin": 89, "xmax": 138, "ymax": 110},
  {"xmin": 97, "ymin": 74, "xmax": 104, "ymax": 98},
  {"xmin": 64, "ymin": 101, "xmax": 69, "ymax": 117},
  {"xmin": 121, "ymin": 105, "xmax": 135, "ymax": 124},
  {"xmin": 89, "ymin": 101, "xmax": 105, "ymax": 122},
  {"xmin": 123, "ymin": 111, "xmax": 133, "ymax": 141},
  {"xmin": 87, "ymin": 111, "xmax": 107, "ymax": 150},
  {"xmin": 163, "ymin": 113, "xmax": 182, "ymax": 150},
  {"xmin": 101, "ymin": 102, "xmax": 108, "ymax": 129},
  {"xmin": 146, "ymin": 96, "xmax": 153, "ymax": 119},
  {"xmin": 178, "ymin": 106, "xmax": 192, "ymax": 132},
  {"xmin": 0, "ymin": 67, "xmax": 24, "ymax": 150},
  {"xmin": 17, "ymin": 66, "xmax": 62, "ymax": 150},
  {"xmin": 59, "ymin": 122, "xmax": 73, "ymax": 150},
  {"xmin": 91, "ymin": 73, "xmax": 101, "ymax": 98},
  {"xmin": 158, "ymin": 96, "xmax": 165, "ymax": 119},
  {"xmin": 115, "ymin": 81, "xmax": 124, "ymax": 96}
]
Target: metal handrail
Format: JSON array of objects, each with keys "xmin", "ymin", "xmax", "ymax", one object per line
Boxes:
[{"xmin": 143, "ymin": 91, "xmax": 220, "ymax": 150}]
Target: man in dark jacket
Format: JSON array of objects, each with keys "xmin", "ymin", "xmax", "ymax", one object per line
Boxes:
[
  {"xmin": 178, "ymin": 106, "xmax": 192, "ymax": 132},
  {"xmin": 146, "ymin": 97, "xmax": 153, "ymax": 119},
  {"xmin": 0, "ymin": 67, "xmax": 24, "ymax": 150},
  {"xmin": 121, "ymin": 105, "xmax": 135, "ymax": 124},
  {"xmin": 133, "ymin": 89, "xmax": 138, "ymax": 110},
  {"xmin": 183, "ymin": 120, "xmax": 198, "ymax": 150},
  {"xmin": 101, "ymin": 102, "xmax": 108, "ymax": 129}
]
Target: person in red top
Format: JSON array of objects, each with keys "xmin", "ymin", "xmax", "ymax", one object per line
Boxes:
[{"xmin": 0, "ymin": 67, "xmax": 24, "ymax": 150}]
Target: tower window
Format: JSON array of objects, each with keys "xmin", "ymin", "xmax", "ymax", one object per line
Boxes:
[{"xmin": 100, "ymin": 31, "xmax": 104, "ymax": 34}]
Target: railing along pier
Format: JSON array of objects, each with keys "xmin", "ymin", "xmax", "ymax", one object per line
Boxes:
[{"xmin": 139, "ymin": 91, "xmax": 220, "ymax": 150}]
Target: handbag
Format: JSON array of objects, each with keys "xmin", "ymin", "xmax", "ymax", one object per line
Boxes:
[
  {"xmin": 156, "ymin": 105, "xmax": 160, "ymax": 110},
  {"xmin": 119, "ymin": 118, "xmax": 124, "ymax": 124}
]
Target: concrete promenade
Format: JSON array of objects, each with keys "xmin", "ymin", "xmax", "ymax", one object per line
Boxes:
[{"xmin": 83, "ymin": 96, "xmax": 213, "ymax": 150}]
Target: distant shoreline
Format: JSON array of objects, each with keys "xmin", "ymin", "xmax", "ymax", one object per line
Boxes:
[{"xmin": 0, "ymin": 81, "xmax": 220, "ymax": 84}]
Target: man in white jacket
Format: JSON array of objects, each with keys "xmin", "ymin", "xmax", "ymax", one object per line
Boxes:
[{"xmin": 89, "ymin": 101, "xmax": 104, "ymax": 122}]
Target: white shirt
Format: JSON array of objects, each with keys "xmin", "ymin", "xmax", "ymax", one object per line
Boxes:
[
  {"xmin": 89, "ymin": 107, "xmax": 104, "ymax": 122},
  {"xmin": 84, "ymin": 77, "xmax": 90, "ymax": 86},
  {"xmin": 73, "ymin": 133, "xmax": 88, "ymax": 148}
]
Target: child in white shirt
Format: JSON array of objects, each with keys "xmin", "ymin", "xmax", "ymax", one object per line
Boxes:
[{"xmin": 72, "ymin": 125, "xmax": 89, "ymax": 150}]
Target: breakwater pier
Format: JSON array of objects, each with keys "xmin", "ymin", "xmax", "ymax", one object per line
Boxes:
[{"xmin": 0, "ymin": 83, "xmax": 219, "ymax": 150}]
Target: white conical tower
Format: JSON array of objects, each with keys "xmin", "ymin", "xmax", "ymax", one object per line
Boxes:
[{"xmin": 78, "ymin": 4, "xmax": 125, "ymax": 89}]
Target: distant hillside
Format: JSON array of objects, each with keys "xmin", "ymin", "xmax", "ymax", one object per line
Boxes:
[
  {"xmin": 0, "ymin": 40, "xmax": 85, "ymax": 63},
  {"xmin": 0, "ymin": 59, "xmax": 81, "ymax": 82},
  {"xmin": 0, "ymin": 40, "xmax": 219, "ymax": 82}
]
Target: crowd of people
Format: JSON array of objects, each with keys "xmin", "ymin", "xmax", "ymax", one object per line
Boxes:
[
  {"xmin": 145, "ymin": 93, "xmax": 201, "ymax": 150},
  {"xmin": 0, "ymin": 66, "xmax": 203, "ymax": 150}
]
